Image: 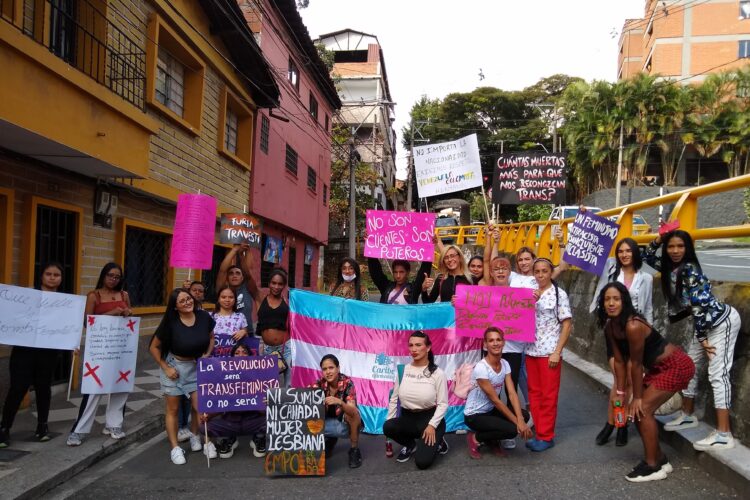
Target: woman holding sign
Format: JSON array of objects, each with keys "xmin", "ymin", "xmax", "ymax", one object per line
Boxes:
[
  {"xmin": 644, "ymin": 230, "xmax": 741, "ymax": 451},
  {"xmin": 421, "ymin": 245, "xmax": 471, "ymax": 303},
  {"xmin": 1, "ymin": 263, "xmax": 65, "ymax": 448},
  {"xmin": 149, "ymin": 288, "xmax": 215, "ymax": 465},
  {"xmin": 67, "ymin": 263, "xmax": 132, "ymax": 447},
  {"xmin": 210, "ymin": 285, "xmax": 248, "ymax": 357}
]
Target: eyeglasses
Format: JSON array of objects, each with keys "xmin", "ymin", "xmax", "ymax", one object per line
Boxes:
[
  {"xmin": 106, "ymin": 273, "xmax": 122, "ymax": 280},
  {"xmin": 444, "ymin": 253, "xmax": 460, "ymax": 260},
  {"xmin": 177, "ymin": 297, "xmax": 194, "ymax": 305}
]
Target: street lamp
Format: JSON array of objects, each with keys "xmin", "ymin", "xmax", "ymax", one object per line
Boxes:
[{"xmin": 534, "ymin": 142, "xmax": 550, "ymax": 154}]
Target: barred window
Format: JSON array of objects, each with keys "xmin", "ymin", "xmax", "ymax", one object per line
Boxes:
[
  {"xmin": 288, "ymin": 247, "xmax": 296, "ymax": 289},
  {"xmin": 260, "ymin": 234, "xmax": 274, "ymax": 288},
  {"xmin": 156, "ymin": 47, "xmax": 185, "ymax": 116},
  {"xmin": 285, "ymin": 144, "xmax": 298, "ymax": 176},
  {"xmin": 124, "ymin": 226, "xmax": 170, "ymax": 307},
  {"xmin": 309, "ymin": 93, "xmax": 318, "ymax": 121},
  {"xmin": 260, "ymin": 115, "xmax": 270, "ymax": 154},
  {"xmin": 225, "ymin": 107, "xmax": 238, "ymax": 154},
  {"xmin": 323, "ymin": 184, "xmax": 327, "ymax": 206},
  {"xmin": 303, "ymin": 263, "xmax": 311, "ymax": 287},
  {"xmin": 307, "ymin": 166, "xmax": 317, "ymax": 192}
]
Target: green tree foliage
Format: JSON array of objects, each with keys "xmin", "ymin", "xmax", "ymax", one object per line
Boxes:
[
  {"xmin": 517, "ymin": 204, "xmax": 553, "ymax": 222},
  {"xmin": 744, "ymin": 188, "xmax": 750, "ymax": 221}
]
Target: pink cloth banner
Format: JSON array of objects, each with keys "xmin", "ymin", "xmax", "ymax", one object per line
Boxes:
[
  {"xmin": 454, "ymin": 284, "xmax": 536, "ymax": 342},
  {"xmin": 364, "ymin": 210, "xmax": 436, "ymax": 262},
  {"xmin": 169, "ymin": 193, "xmax": 217, "ymax": 269}
]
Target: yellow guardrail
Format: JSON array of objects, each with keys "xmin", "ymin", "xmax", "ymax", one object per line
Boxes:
[{"xmin": 434, "ymin": 173, "xmax": 750, "ymax": 264}]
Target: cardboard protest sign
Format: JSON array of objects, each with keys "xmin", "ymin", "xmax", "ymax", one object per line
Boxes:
[
  {"xmin": 364, "ymin": 210, "xmax": 436, "ymax": 262},
  {"xmin": 563, "ymin": 211, "xmax": 619, "ymax": 275},
  {"xmin": 454, "ymin": 285, "xmax": 536, "ymax": 342},
  {"xmin": 413, "ymin": 134, "xmax": 482, "ymax": 198},
  {"xmin": 265, "ymin": 388, "xmax": 325, "ymax": 476},
  {"xmin": 170, "ymin": 193, "xmax": 218, "ymax": 269},
  {"xmin": 0, "ymin": 285, "xmax": 85, "ymax": 350},
  {"xmin": 220, "ymin": 213, "xmax": 262, "ymax": 247},
  {"xmin": 197, "ymin": 356, "xmax": 279, "ymax": 413},
  {"xmin": 81, "ymin": 315, "xmax": 140, "ymax": 394},
  {"xmin": 212, "ymin": 334, "xmax": 260, "ymax": 358},
  {"xmin": 492, "ymin": 153, "xmax": 567, "ymax": 204}
]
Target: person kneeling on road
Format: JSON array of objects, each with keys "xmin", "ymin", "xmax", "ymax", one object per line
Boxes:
[{"xmin": 309, "ymin": 354, "xmax": 363, "ymax": 469}]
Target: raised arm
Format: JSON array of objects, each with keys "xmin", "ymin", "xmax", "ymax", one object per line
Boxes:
[
  {"xmin": 482, "ymin": 226, "xmax": 496, "ymax": 285},
  {"xmin": 216, "ymin": 245, "xmax": 241, "ymax": 290},
  {"xmin": 642, "ymin": 235, "xmax": 662, "ymax": 271},
  {"xmin": 241, "ymin": 248, "xmax": 261, "ymax": 304}
]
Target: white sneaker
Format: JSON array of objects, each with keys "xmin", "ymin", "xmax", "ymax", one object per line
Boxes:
[
  {"xmin": 501, "ymin": 439, "xmax": 516, "ymax": 449},
  {"xmin": 693, "ymin": 431, "xmax": 735, "ymax": 451},
  {"xmin": 663, "ymin": 411, "xmax": 698, "ymax": 431},
  {"xmin": 66, "ymin": 432, "xmax": 83, "ymax": 447},
  {"xmin": 177, "ymin": 427, "xmax": 192, "ymax": 443},
  {"xmin": 108, "ymin": 427, "xmax": 126, "ymax": 440},
  {"xmin": 189, "ymin": 434, "xmax": 202, "ymax": 452},
  {"xmin": 203, "ymin": 441, "xmax": 218, "ymax": 459},
  {"xmin": 170, "ymin": 446, "xmax": 186, "ymax": 465}
]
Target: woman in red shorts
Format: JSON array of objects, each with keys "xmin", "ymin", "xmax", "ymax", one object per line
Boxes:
[{"xmin": 598, "ymin": 282, "xmax": 694, "ymax": 483}]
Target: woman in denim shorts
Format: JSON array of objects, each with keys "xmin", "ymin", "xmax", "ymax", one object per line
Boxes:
[{"xmin": 150, "ymin": 288, "xmax": 215, "ymax": 465}]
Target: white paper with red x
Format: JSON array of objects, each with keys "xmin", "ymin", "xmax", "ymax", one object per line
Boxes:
[{"xmin": 81, "ymin": 315, "xmax": 140, "ymax": 394}]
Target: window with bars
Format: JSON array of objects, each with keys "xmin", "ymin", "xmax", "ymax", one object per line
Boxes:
[
  {"xmin": 288, "ymin": 57, "xmax": 299, "ymax": 92},
  {"xmin": 303, "ymin": 263, "xmax": 311, "ymax": 287},
  {"xmin": 309, "ymin": 93, "xmax": 318, "ymax": 121},
  {"xmin": 323, "ymin": 184, "xmax": 327, "ymax": 206},
  {"xmin": 34, "ymin": 204, "xmax": 77, "ymax": 294},
  {"xmin": 260, "ymin": 234, "xmax": 274, "ymax": 287},
  {"xmin": 155, "ymin": 47, "xmax": 185, "ymax": 116},
  {"xmin": 260, "ymin": 115, "xmax": 270, "ymax": 154},
  {"xmin": 307, "ymin": 166, "xmax": 317, "ymax": 192},
  {"xmin": 124, "ymin": 226, "xmax": 170, "ymax": 307},
  {"xmin": 285, "ymin": 144, "xmax": 298, "ymax": 176},
  {"xmin": 225, "ymin": 107, "xmax": 238, "ymax": 154},
  {"xmin": 288, "ymin": 246, "xmax": 296, "ymax": 289}
]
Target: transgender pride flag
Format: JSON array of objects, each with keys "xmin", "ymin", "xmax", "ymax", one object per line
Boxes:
[{"xmin": 289, "ymin": 289, "xmax": 482, "ymax": 434}]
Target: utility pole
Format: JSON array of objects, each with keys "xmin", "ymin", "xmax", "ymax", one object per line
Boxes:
[
  {"xmin": 406, "ymin": 120, "xmax": 429, "ymax": 211},
  {"xmin": 348, "ymin": 127, "xmax": 359, "ymax": 258},
  {"xmin": 615, "ymin": 122, "xmax": 624, "ymax": 207}
]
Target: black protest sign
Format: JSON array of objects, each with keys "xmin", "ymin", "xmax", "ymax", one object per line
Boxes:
[
  {"xmin": 220, "ymin": 213, "xmax": 262, "ymax": 247},
  {"xmin": 492, "ymin": 153, "xmax": 567, "ymax": 205},
  {"xmin": 264, "ymin": 388, "xmax": 325, "ymax": 476}
]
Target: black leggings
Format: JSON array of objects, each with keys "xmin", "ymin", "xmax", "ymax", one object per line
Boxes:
[
  {"xmin": 464, "ymin": 408, "xmax": 530, "ymax": 443},
  {"xmin": 383, "ymin": 409, "xmax": 446, "ymax": 470},
  {"xmin": 1, "ymin": 346, "xmax": 59, "ymax": 429},
  {"xmin": 502, "ymin": 352, "xmax": 522, "ymax": 410}
]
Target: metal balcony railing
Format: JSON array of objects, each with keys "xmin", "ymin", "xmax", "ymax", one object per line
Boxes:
[{"xmin": 1, "ymin": 0, "xmax": 146, "ymax": 110}]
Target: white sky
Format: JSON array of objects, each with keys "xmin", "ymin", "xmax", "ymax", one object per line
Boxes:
[{"xmin": 299, "ymin": 0, "xmax": 645, "ymax": 178}]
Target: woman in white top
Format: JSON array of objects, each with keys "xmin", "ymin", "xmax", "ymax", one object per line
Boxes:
[
  {"xmin": 384, "ymin": 331, "xmax": 449, "ymax": 470},
  {"xmin": 464, "ymin": 327, "xmax": 532, "ymax": 459}
]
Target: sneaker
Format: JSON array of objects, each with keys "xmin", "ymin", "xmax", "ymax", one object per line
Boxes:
[
  {"xmin": 218, "ymin": 438, "xmax": 239, "ymax": 459},
  {"xmin": 528, "ymin": 439, "xmax": 555, "ymax": 452},
  {"xmin": 438, "ymin": 438, "xmax": 449, "ymax": 455},
  {"xmin": 250, "ymin": 435, "xmax": 267, "ymax": 457},
  {"xmin": 66, "ymin": 432, "xmax": 83, "ymax": 447},
  {"xmin": 108, "ymin": 427, "xmax": 126, "ymax": 440},
  {"xmin": 525, "ymin": 437, "xmax": 539, "ymax": 449},
  {"xmin": 0, "ymin": 427, "xmax": 9, "ymax": 448},
  {"xmin": 395, "ymin": 444, "xmax": 416, "ymax": 463},
  {"xmin": 348, "ymin": 446, "xmax": 363, "ymax": 468},
  {"xmin": 501, "ymin": 438, "xmax": 516, "ymax": 449},
  {"xmin": 467, "ymin": 433, "xmax": 481, "ymax": 460},
  {"xmin": 177, "ymin": 427, "xmax": 192, "ymax": 443},
  {"xmin": 625, "ymin": 461, "xmax": 667, "ymax": 482},
  {"xmin": 170, "ymin": 446, "xmax": 186, "ymax": 465},
  {"xmin": 189, "ymin": 434, "xmax": 202, "ymax": 452},
  {"xmin": 385, "ymin": 440, "xmax": 394, "ymax": 458},
  {"xmin": 663, "ymin": 411, "xmax": 698, "ymax": 431},
  {"xmin": 203, "ymin": 441, "xmax": 217, "ymax": 459},
  {"xmin": 35, "ymin": 423, "xmax": 51, "ymax": 442},
  {"xmin": 595, "ymin": 422, "xmax": 615, "ymax": 445},
  {"xmin": 658, "ymin": 455, "xmax": 673, "ymax": 474},
  {"xmin": 693, "ymin": 431, "xmax": 735, "ymax": 451}
]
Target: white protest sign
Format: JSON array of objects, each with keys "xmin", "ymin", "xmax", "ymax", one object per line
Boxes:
[
  {"xmin": 0, "ymin": 284, "xmax": 85, "ymax": 350},
  {"xmin": 81, "ymin": 315, "xmax": 140, "ymax": 394},
  {"xmin": 413, "ymin": 133, "xmax": 483, "ymax": 198}
]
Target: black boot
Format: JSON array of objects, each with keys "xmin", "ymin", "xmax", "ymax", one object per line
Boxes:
[
  {"xmin": 616, "ymin": 424, "xmax": 628, "ymax": 447},
  {"xmin": 0, "ymin": 427, "xmax": 9, "ymax": 448},
  {"xmin": 325, "ymin": 438, "xmax": 338, "ymax": 458},
  {"xmin": 596, "ymin": 423, "xmax": 615, "ymax": 445}
]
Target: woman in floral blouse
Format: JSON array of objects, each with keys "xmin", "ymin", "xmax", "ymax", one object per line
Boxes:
[
  {"xmin": 524, "ymin": 258, "xmax": 572, "ymax": 452},
  {"xmin": 330, "ymin": 258, "xmax": 369, "ymax": 301}
]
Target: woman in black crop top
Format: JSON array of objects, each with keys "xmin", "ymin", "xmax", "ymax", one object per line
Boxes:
[
  {"xmin": 248, "ymin": 268, "xmax": 292, "ymax": 387},
  {"xmin": 597, "ymin": 282, "xmax": 694, "ymax": 483},
  {"xmin": 150, "ymin": 288, "xmax": 215, "ymax": 465}
]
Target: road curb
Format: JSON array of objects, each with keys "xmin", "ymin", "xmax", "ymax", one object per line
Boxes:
[
  {"xmin": 13, "ymin": 410, "xmax": 165, "ymax": 500},
  {"xmin": 563, "ymin": 349, "xmax": 750, "ymax": 491}
]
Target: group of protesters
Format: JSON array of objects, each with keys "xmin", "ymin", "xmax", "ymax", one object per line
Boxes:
[{"xmin": 0, "ymin": 220, "xmax": 742, "ymax": 483}]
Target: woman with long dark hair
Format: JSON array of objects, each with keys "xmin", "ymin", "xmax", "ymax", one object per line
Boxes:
[
  {"xmin": 643, "ymin": 230, "xmax": 741, "ymax": 450},
  {"xmin": 468, "ymin": 256, "xmax": 484, "ymax": 285},
  {"xmin": 598, "ymin": 282, "xmax": 694, "ymax": 482},
  {"xmin": 149, "ymin": 288, "xmax": 215, "ymax": 465},
  {"xmin": 67, "ymin": 263, "xmax": 132, "ymax": 447},
  {"xmin": 383, "ymin": 331, "xmax": 449, "ymax": 470},
  {"xmin": 330, "ymin": 258, "xmax": 369, "ymax": 301},
  {"xmin": 1, "ymin": 263, "xmax": 65, "ymax": 447}
]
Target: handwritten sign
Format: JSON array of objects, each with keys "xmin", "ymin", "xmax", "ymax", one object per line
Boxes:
[
  {"xmin": 454, "ymin": 284, "xmax": 536, "ymax": 342},
  {"xmin": 563, "ymin": 211, "xmax": 619, "ymax": 275},
  {"xmin": 212, "ymin": 335, "xmax": 260, "ymax": 358},
  {"xmin": 197, "ymin": 356, "xmax": 279, "ymax": 412},
  {"xmin": 0, "ymin": 285, "xmax": 85, "ymax": 350},
  {"xmin": 170, "ymin": 193, "xmax": 218, "ymax": 269},
  {"xmin": 220, "ymin": 213, "xmax": 262, "ymax": 247},
  {"xmin": 413, "ymin": 133, "xmax": 482, "ymax": 198},
  {"xmin": 81, "ymin": 315, "xmax": 140, "ymax": 394},
  {"xmin": 492, "ymin": 153, "xmax": 567, "ymax": 204},
  {"xmin": 364, "ymin": 210, "xmax": 436, "ymax": 261},
  {"xmin": 265, "ymin": 388, "xmax": 325, "ymax": 476}
]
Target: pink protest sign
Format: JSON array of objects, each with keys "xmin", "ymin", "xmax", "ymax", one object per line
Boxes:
[
  {"xmin": 169, "ymin": 193, "xmax": 218, "ymax": 269},
  {"xmin": 364, "ymin": 210, "xmax": 436, "ymax": 262},
  {"xmin": 454, "ymin": 284, "xmax": 536, "ymax": 342}
]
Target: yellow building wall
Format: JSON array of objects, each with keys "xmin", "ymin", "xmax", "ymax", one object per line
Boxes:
[{"xmin": 653, "ymin": 43, "xmax": 682, "ymax": 76}]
